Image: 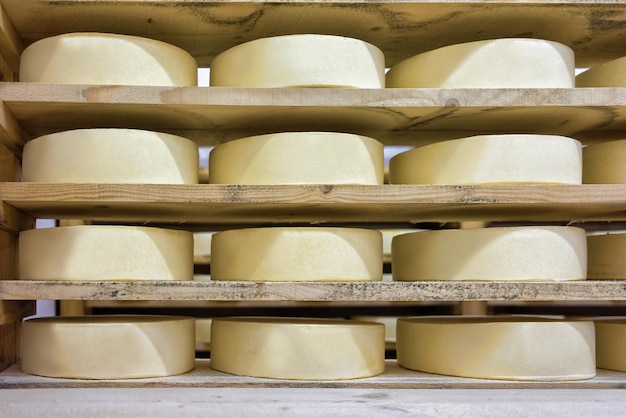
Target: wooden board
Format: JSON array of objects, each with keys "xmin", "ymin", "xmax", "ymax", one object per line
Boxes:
[
  {"xmin": 3, "ymin": 183, "xmax": 626, "ymax": 226},
  {"xmin": 1, "ymin": 1, "xmax": 626, "ymax": 69},
  {"xmin": 2, "ymin": 280, "xmax": 626, "ymax": 302},
  {"xmin": 4, "ymin": 84, "xmax": 626, "ymax": 147},
  {"xmin": 2, "ymin": 360, "xmax": 626, "ymax": 389}
]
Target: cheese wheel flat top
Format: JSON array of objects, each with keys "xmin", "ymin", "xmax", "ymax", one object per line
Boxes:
[
  {"xmin": 20, "ymin": 32, "xmax": 197, "ymax": 86},
  {"xmin": 587, "ymin": 233, "xmax": 626, "ymax": 279},
  {"xmin": 595, "ymin": 319, "xmax": 626, "ymax": 372},
  {"xmin": 392, "ymin": 226, "xmax": 587, "ymax": 281},
  {"xmin": 386, "ymin": 38, "xmax": 574, "ymax": 88},
  {"xmin": 210, "ymin": 34, "xmax": 385, "ymax": 88},
  {"xmin": 210, "ymin": 317, "xmax": 385, "ymax": 380},
  {"xmin": 577, "ymin": 56, "xmax": 626, "ymax": 87},
  {"xmin": 21, "ymin": 315, "xmax": 195, "ymax": 379},
  {"xmin": 209, "ymin": 132, "xmax": 384, "ymax": 185},
  {"xmin": 22, "ymin": 128, "xmax": 199, "ymax": 184},
  {"xmin": 211, "ymin": 227, "xmax": 382, "ymax": 282},
  {"xmin": 389, "ymin": 134, "xmax": 582, "ymax": 185},
  {"xmin": 397, "ymin": 316, "xmax": 596, "ymax": 381},
  {"xmin": 583, "ymin": 139, "xmax": 626, "ymax": 184},
  {"xmin": 19, "ymin": 225, "xmax": 194, "ymax": 281}
]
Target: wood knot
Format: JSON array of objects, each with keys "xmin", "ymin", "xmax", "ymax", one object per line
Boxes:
[
  {"xmin": 319, "ymin": 185, "xmax": 334, "ymax": 194},
  {"xmin": 445, "ymin": 97, "xmax": 461, "ymax": 106}
]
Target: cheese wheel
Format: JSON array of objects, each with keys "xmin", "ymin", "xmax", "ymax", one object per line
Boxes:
[
  {"xmin": 577, "ymin": 56, "xmax": 626, "ymax": 87},
  {"xmin": 352, "ymin": 316, "xmax": 398, "ymax": 344},
  {"xmin": 20, "ymin": 32, "xmax": 197, "ymax": 85},
  {"xmin": 397, "ymin": 316, "xmax": 596, "ymax": 381},
  {"xmin": 386, "ymin": 38, "xmax": 574, "ymax": 88},
  {"xmin": 210, "ymin": 34, "xmax": 385, "ymax": 88},
  {"xmin": 210, "ymin": 317, "xmax": 385, "ymax": 380},
  {"xmin": 209, "ymin": 132, "xmax": 384, "ymax": 185},
  {"xmin": 389, "ymin": 134, "xmax": 582, "ymax": 185},
  {"xmin": 19, "ymin": 225, "xmax": 193, "ymax": 281},
  {"xmin": 595, "ymin": 319, "xmax": 626, "ymax": 372},
  {"xmin": 21, "ymin": 315, "xmax": 195, "ymax": 379},
  {"xmin": 587, "ymin": 232, "xmax": 626, "ymax": 279},
  {"xmin": 195, "ymin": 318, "xmax": 213, "ymax": 349},
  {"xmin": 392, "ymin": 226, "xmax": 587, "ymax": 281},
  {"xmin": 583, "ymin": 140, "xmax": 626, "ymax": 184},
  {"xmin": 193, "ymin": 232, "xmax": 215, "ymax": 264},
  {"xmin": 211, "ymin": 227, "xmax": 382, "ymax": 282},
  {"xmin": 22, "ymin": 128, "xmax": 199, "ymax": 184}
]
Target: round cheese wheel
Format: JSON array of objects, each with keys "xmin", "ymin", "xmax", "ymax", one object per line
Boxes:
[
  {"xmin": 209, "ymin": 132, "xmax": 384, "ymax": 185},
  {"xmin": 22, "ymin": 128, "xmax": 199, "ymax": 184},
  {"xmin": 386, "ymin": 38, "xmax": 574, "ymax": 88},
  {"xmin": 195, "ymin": 318, "xmax": 213, "ymax": 350},
  {"xmin": 389, "ymin": 134, "xmax": 582, "ymax": 185},
  {"xmin": 210, "ymin": 317, "xmax": 385, "ymax": 380},
  {"xmin": 595, "ymin": 319, "xmax": 626, "ymax": 372},
  {"xmin": 193, "ymin": 232, "xmax": 215, "ymax": 264},
  {"xmin": 397, "ymin": 316, "xmax": 596, "ymax": 381},
  {"xmin": 587, "ymin": 232, "xmax": 626, "ymax": 279},
  {"xmin": 210, "ymin": 34, "xmax": 385, "ymax": 88},
  {"xmin": 392, "ymin": 226, "xmax": 587, "ymax": 281},
  {"xmin": 21, "ymin": 315, "xmax": 195, "ymax": 379},
  {"xmin": 576, "ymin": 56, "xmax": 626, "ymax": 87},
  {"xmin": 583, "ymin": 140, "xmax": 626, "ymax": 184},
  {"xmin": 19, "ymin": 225, "xmax": 194, "ymax": 281},
  {"xmin": 211, "ymin": 227, "xmax": 382, "ymax": 282},
  {"xmin": 20, "ymin": 32, "xmax": 197, "ymax": 85}
]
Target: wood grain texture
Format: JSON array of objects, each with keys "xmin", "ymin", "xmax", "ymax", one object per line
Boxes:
[
  {"xmin": 1, "ymin": 1, "xmax": 626, "ymax": 68},
  {"xmin": 2, "ymin": 360, "xmax": 626, "ymax": 390},
  {"xmin": 3, "ymin": 183, "xmax": 626, "ymax": 225},
  {"xmin": 4, "ymin": 84, "xmax": 626, "ymax": 145},
  {"xmin": 1, "ymin": 280, "xmax": 626, "ymax": 302}
]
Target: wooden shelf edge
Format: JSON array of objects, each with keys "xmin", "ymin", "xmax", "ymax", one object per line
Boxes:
[{"xmin": 1, "ymin": 280, "xmax": 625, "ymax": 302}]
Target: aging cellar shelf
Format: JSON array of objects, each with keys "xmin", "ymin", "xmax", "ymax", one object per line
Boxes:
[
  {"xmin": 1, "ymin": 280, "xmax": 626, "ymax": 302},
  {"xmin": 4, "ymin": 84, "xmax": 626, "ymax": 149}
]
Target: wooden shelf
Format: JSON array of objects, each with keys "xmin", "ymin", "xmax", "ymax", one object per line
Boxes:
[
  {"xmin": 4, "ymin": 84, "xmax": 626, "ymax": 149},
  {"xmin": 2, "ymin": 280, "xmax": 626, "ymax": 302},
  {"xmin": 2, "ymin": 360, "xmax": 626, "ymax": 390}
]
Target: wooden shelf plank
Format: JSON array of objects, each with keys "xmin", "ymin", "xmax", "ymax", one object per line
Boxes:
[
  {"xmin": 1, "ymin": 280, "xmax": 625, "ymax": 302},
  {"xmin": 4, "ymin": 84, "xmax": 626, "ymax": 145},
  {"xmin": 3, "ymin": 183, "xmax": 626, "ymax": 225},
  {"xmin": 2, "ymin": 360, "xmax": 626, "ymax": 390},
  {"xmin": 1, "ymin": 1, "xmax": 625, "ymax": 68}
]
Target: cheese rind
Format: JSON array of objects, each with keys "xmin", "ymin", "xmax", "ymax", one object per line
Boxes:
[
  {"xmin": 595, "ymin": 319, "xmax": 626, "ymax": 372},
  {"xmin": 19, "ymin": 225, "xmax": 194, "ymax": 281},
  {"xmin": 583, "ymin": 140, "xmax": 626, "ymax": 184},
  {"xmin": 587, "ymin": 233, "xmax": 626, "ymax": 279},
  {"xmin": 210, "ymin": 317, "xmax": 385, "ymax": 380},
  {"xmin": 397, "ymin": 316, "xmax": 596, "ymax": 381},
  {"xmin": 211, "ymin": 227, "xmax": 382, "ymax": 282},
  {"xmin": 576, "ymin": 56, "xmax": 626, "ymax": 87},
  {"xmin": 20, "ymin": 32, "xmax": 197, "ymax": 85},
  {"xmin": 22, "ymin": 128, "xmax": 199, "ymax": 184},
  {"xmin": 210, "ymin": 34, "xmax": 385, "ymax": 88},
  {"xmin": 392, "ymin": 226, "xmax": 587, "ymax": 281},
  {"xmin": 21, "ymin": 316, "xmax": 195, "ymax": 379},
  {"xmin": 389, "ymin": 134, "xmax": 582, "ymax": 185},
  {"xmin": 386, "ymin": 38, "xmax": 574, "ymax": 88},
  {"xmin": 209, "ymin": 132, "xmax": 384, "ymax": 185}
]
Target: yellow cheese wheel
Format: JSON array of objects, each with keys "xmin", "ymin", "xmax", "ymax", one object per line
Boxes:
[
  {"xmin": 583, "ymin": 140, "xmax": 626, "ymax": 184},
  {"xmin": 19, "ymin": 225, "xmax": 193, "ymax": 281},
  {"xmin": 195, "ymin": 318, "xmax": 213, "ymax": 350},
  {"xmin": 22, "ymin": 128, "xmax": 199, "ymax": 184},
  {"xmin": 21, "ymin": 316, "xmax": 195, "ymax": 379},
  {"xmin": 397, "ymin": 316, "xmax": 596, "ymax": 381},
  {"xmin": 595, "ymin": 319, "xmax": 626, "ymax": 372},
  {"xmin": 386, "ymin": 38, "xmax": 574, "ymax": 88},
  {"xmin": 20, "ymin": 32, "xmax": 197, "ymax": 85},
  {"xmin": 587, "ymin": 232, "xmax": 626, "ymax": 279},
  {"xmin": 211, "ymin": 227, "xmax": 382, "ymax": 282},
  {"xmin": 210, "ymin": 317, "xmax": 385, "ymax": 380},
  {"xmin": 210, "ymin": 34, "xmax": 385, "ymax": 88},
  {"xmin": 208, "ymin": 132, "xmax": 384, "ymax": 185},
  {"xmin": 577, "ymin": 56, "xmax": 626, "ymax": 87},
  {"xmin": 392, "ymin": 226, "xmax": 587, "ymax": 281},
  {"xmin": 389, "ymin": 134, "xmax": 582, "ymax": 185}
]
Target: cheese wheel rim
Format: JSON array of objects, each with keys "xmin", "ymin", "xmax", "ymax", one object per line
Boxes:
[{"xmin": 583, "ymin": 139, "xmax": 626, "ymax": 184}]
